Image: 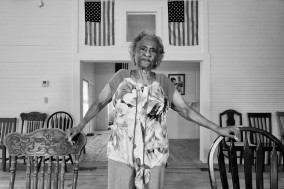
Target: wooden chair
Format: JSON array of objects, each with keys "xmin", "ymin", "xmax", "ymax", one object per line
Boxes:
[
  {"xmin": 208, "ymin": 127, "xmax": 284, "ymax": 189},
  {"xmin": 247, "ymin": 112, "xmax": 272, "ymax": 164},
  {"xmin": 4, "ymin": 128, "xmax": 86, "ymax": 189},
  {"xmin": 0, "ymin": 118, "xmax": 16, "ymax": 172},
  {"xmin": 276, "ymin": 111, "xmax": 284, "ymax": 144},
  {"xmin": 46, "ymin": 111, "xmax": 74, "ymax": 167},
  {"xmin": 20, "ymin": 112, "xmax": 47, "ymax": 134},
  {"xmin": 47, "ymin": 111, "xmax": 73, "ymax": 131},
  {"xmin": 276, "ymin": 111, "xmax": 284, "ymax": 170},
  {"xmin": 219, "ymin": 109, "xmax": 244, "ymax": 165}
]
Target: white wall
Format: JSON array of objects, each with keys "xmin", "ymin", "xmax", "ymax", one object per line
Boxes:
[
  {"xmin": 209, "ymin": 0, "xmax": 284, "ymax": 139},
  {"xmin": 0, "ymin": 0, "xmax": 73, "ymax": 130}
]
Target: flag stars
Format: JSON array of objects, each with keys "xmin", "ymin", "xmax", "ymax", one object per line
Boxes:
[
  {"xmin": 168, "ymin": 1, "xmax": 184, "ymax": 22},
  {"xmin": 85, "ymin": 2, "xmax": 101, "ymax": 22}
]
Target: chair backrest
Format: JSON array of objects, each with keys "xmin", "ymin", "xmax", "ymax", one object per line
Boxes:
[
  {"xmin": 0, "ymin": 118, "xmax": 16, "ymax": 145},
  {"xmin": 219, "ymin": 109, "xmax": 243, "ymax": 127},
  {"xmin": 20, "ymin": 112, "xmax": 47, "ymax": 134},
  {"xmin": 276, "ymin": 111, "xmax": 284, "ymax": 141},
  {"xmin": 47, "ymin": 111, "xmax": 73, "ymax": 131},
  {"xmin": 208, "ymin": 127, "xmax": 284, "ymax": 189},
  {"xmin": 220, "ymin": 109, "xmax": 243, "ymax": 142},
  {"xmin": 4, "ymin": 128, "xmax": 86, "ymax": 189},
  {"xmin": 247, "ymin": 112, "xmax": 272, "ymax": 145}
]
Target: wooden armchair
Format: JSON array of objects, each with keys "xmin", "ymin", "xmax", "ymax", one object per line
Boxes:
[
  {"xmin": 208, "ymin": 127, "xmax": 284, "ymax": 189},
  {"xmin": 4, "ymin": 128, "xmax": 86, "ymax": 189},
  {"xmin": 0, "ymin": 118, "xmax": 16, "ymax": 171}
]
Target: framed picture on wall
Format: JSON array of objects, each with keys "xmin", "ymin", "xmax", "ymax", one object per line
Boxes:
[{"xmin": 168, "ymin": 74, "xmax": 185, "ymax": 95}]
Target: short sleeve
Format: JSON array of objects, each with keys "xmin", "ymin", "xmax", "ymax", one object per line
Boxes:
[
  {"xmin": 108, "ymin": 69, "xmax": 130, "ymax": 97},
  {"xmin": 157, "ymin": 73, "xmax": 176, "ymax": 106}
]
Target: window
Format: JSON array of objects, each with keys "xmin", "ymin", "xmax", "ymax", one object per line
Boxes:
[
  {"xmin": 82, "ymin": 80, "xmax": 89, "ymax": 117},
  {"xmin": 126, "ymin": 13, "xmax": 156, "ymax": 42}
]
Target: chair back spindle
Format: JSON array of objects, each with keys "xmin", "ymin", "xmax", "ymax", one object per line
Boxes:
[
  {"xmin": 20, "ymin": 112, "xmax": 47, "ymax": 134},
  {"xmin": 47, "ymin": 111, "xmax": 73, "ymax": 131}
]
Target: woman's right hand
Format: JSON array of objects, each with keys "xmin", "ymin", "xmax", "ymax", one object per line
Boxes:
[{"xmin": 65, "ymin": 126, "xmax": 82, "ymax": 142}]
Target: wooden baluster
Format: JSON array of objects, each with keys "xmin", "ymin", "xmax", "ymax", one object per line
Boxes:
[
  {"xmin": 26, "ymin": 122, "xmax": 29, "ymax": 133},
  {"xmin": 55, "ymin": 117, "xmax": 59, "ymax": 129},
  {"xmin": 39, "ymin": 156, "xmax": 45, "ymax": 189},
  {"xmin": 33, "ymin": 156, "xmax": 38, "ymax": 189},
  {"xmin": 1, "ymin": 123, "xmax": 6, "ymax": 171},
  {"xmin": 217, "ymin": 142, "xmax": 229, "ymax": 189},
  {"xmin": 47, "ymin": 158, "xmax": 52, "ymax": 189},
  {"xmin": 73, "ymin": 155, "xmax": 80, "ymax": 189},
  {"xmin": 230, "ymin": 140, "xmax": 240, "ymax": 189},
  {"xmin": 53, "ymin": 156, "xmax": 59, "ymax": 189},
  {"xmin": 255, "ymin": 136, "xmax": 264, "ymax": 189},
  {"xmin": 26, "ymin": 157, "xmax": 31, "ymax": 189},
  {"xmin": 0, "ymin": 123, "xmax": 3, "ymax": 143},
  {"xmin": 60, "ymin": 156, "xmax": 66, "ymax": 189},
  {"xmin": 66, "ymin": 118, "xmax": 70, "ymax": 130},
  {"xmin": 9, "ymin": 156, "xmax": 17, "ymax": 189},
  {"xmin": 59, "ymin": 116, "xmax": 63, "ymax": 130},
  {"xmin": 63, "ymin": 115, "xmax": 67, "ymax": 131},
  {"xmin": 270, "ymin": 143, "xmax": 278, "ymax": 189},
  {"xmin": 243, "ymin": 132, "xmax": 252, "ymax": 189}
]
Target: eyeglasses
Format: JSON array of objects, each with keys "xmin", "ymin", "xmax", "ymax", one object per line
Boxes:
[{"xmin": 139, "ymin": 46, "xmax": 157, "ymax": 56}]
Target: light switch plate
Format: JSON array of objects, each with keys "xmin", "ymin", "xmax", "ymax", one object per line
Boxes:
[{"xmin": 42, "ymin": 80, "xmax": 49, "ymax": 87}]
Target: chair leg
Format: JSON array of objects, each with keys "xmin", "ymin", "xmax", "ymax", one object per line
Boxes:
[
  {"xmin": 283, "ymin": 155, "xmax": 284, "ymax": 172},
  {"xmin": 9, "ymin": 156, "xmax": 11, "ymax": 171},
  {"xmin": 69, "ymin": 154, "xmax": 74, "ymax": 164},
  {"xmin": 2, "ymin": 147, "xmax": 6, "ymax": 172},
  {"xmin": 37, "ymin": 157, "xmax": 43, "ymax": 171},
  {"xmin": 83, "ymin": 146, "xmax": 86, "ymax": 154}
]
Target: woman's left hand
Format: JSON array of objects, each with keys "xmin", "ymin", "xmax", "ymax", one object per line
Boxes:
[{"xmin": 217, "ymin": 126, "xmax": 241, "ymax": 141}]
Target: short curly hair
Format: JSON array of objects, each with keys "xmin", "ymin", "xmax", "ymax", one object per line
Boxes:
[{"xmin": 129, "ymin": 31, "xmax": 165, "ymax": 69}]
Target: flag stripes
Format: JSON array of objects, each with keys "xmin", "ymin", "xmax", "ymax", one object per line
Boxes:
[
  {"xmin": 168, "ymin": 0, "xmax": 199, "ymax": 46},
  {"xmin": 85, "ymin": 0, "xmax": 115, "ymax": 46}
]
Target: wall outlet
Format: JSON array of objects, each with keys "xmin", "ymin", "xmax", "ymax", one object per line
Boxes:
[{"xmin": 44, "ymin": 97, "xmax": 48, "ymax": 103}]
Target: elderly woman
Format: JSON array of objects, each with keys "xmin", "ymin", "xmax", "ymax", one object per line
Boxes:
[{"xmin": 66, "ymin": 31, "xmax": 239, "ymax": 189}]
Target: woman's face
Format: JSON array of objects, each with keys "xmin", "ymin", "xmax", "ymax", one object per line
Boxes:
[{"xmin": 134, "ymin": 37, "xmax": 158, "ymax": 70}]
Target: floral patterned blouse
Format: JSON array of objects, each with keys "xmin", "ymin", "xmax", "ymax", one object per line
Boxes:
[{"xmin": 107, "ymin": 69, "xmax": 175, "ymax": 189}]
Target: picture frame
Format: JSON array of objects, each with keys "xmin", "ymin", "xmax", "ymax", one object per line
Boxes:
[{"xmin": 168, "ymin": 74, "xmax": 185, "ymax": 95}]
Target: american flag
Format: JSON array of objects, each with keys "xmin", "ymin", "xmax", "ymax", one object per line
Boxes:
[
  {"xmin": 85, "ymin": 0, "xmax": 115, "ymax": 46},
  {"xmin": 168, "ymin": 0, "xmax": 199, "ymax": 46}
]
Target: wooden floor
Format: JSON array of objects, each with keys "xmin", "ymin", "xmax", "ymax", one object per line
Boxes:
[{"xmin": 1, "ymin": 139, "xmax": 284, "ymax": 189}]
